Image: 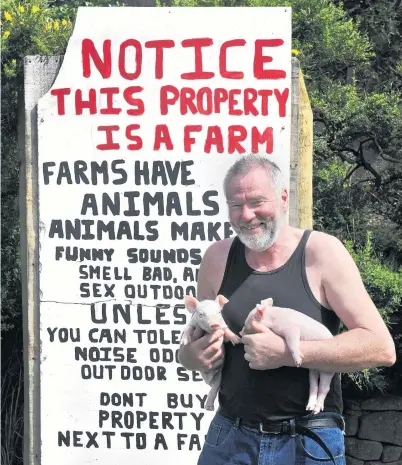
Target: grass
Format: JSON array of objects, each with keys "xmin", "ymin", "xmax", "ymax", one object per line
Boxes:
[{"xmin": 1, "ymin": 355, "xmax": 23, "ymax": 465}]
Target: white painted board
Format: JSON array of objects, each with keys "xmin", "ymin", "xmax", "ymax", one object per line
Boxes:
[{"xmin": 37, "ymin": 6, "xmax": 292, "ymax": 464}]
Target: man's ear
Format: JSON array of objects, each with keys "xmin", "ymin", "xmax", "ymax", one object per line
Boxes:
[
  {"xmin": 261, "ymin": 297, "xmax": 273, "ymax": 307},
  {"xmin": 216, "ymin": 294, "xmax": 229, "ymax": 308},
  {"xmin": 281, "ymin": 187, "xmax": 289, "ymax": 213},
  {"xmin": 184, "ymin": 295, "xmax": 199, "ymax": 313}
]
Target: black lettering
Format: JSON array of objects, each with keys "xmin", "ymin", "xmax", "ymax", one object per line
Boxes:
[
  {"xmin": 81, "ymin": 364, "xmax": 116, "ymax": 380},
  {"xmin": 154, "ymin": 433, "xmax": 168, "ymax": 450},
  {"xmin": 203, "ymin": 190, "xmax": 219, "ymax": 215},
  {"xmin": 47, "ymin": 327, "xmax": 80, "ymax": 343},
  {"xmin": 120, "ymin": 365, "xmax": 167, "ymax": 381},
  {"xmin": 177, "ymin": 367, "xmax": 203, "ymax": 382},
  {"xmin": 121, "ymin": 432, "xmax": 146, "ymax": 449}
]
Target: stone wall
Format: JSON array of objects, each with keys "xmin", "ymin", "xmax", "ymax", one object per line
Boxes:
[{"xmin": 344, "ymin": 396, "xmax": 402, "ymax": 465}]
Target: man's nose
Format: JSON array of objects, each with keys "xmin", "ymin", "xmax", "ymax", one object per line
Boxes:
[{"xmin": 241, "ymin": 205, "xmax": 255, "ymax": 222}]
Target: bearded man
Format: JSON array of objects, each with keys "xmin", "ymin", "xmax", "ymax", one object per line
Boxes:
[{"xmin": 178, "ymin": 154, "xmax": 396, "ymax": 465}]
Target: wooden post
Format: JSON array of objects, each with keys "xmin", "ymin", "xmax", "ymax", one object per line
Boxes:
[
  {"xmin": 20, "ymin": 55, "xmax": 62, "ymax": 465},
  {"xmin": 289, "ymin": 58, "xmax": 300, "ymax": 227},
  {"xmin": 289, "ymin": 57, "xmax": 313, "ymax": 230},
  {"xmin": 298, "ymin": 69, "xmax": 313, "ymax": 230}
]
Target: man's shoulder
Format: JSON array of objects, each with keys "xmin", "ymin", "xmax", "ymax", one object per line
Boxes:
[
  {"xmin": 307, "ymin": 230, "xmax": 345, "ymax": 251},
  {"xmin": 306, "ymin": 229, "xmax": 352, "ymax": 266},
  {"xmin": 198, "ymin": 238, "xmax": 236, "ymax": 299},
  {"xmin": 203, "ymin": 237, "xmax": 235, "ymax": 263}
]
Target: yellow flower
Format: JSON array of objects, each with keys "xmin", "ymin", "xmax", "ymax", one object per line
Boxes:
[
  {"xmin": 61, "ymin": 19, "xmax": 67, "ymax": 26},
  {"xmin": 54, "ymin": 20, "xmax": 59, "ymax": 30},
  {"xmin": 4, "ymin": 11, "xmax": 12, "ymax": 21},
  {"xmin": 291, "ymin": 49, "xmax": 301, "ymax": 57},
  {"xmin": 44, "ymin": 22, "xmax": 51, "ymax": 31},
  {"xmin": 32, "ymin": 5, "xmax": 40, "ymax": 13},
  {"xmin": 3, "ymin": 30, "xmax": 10, "ymax": 39},
  {"xmin": 18, "ymin": 5, "xmax": 25, "ymax": 12}
]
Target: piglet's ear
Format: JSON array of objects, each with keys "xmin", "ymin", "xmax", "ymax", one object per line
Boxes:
[
  {"xmin": 184, "ymin": 295, "xmax": 199, "ymax": 313},
  {"xmin": 216, "ymin": 294, "xmax": 229, "ymax": 308},
  {"xmin": 256, "ymin": 304, "xmax": 264, "ymax": 318},
  {"xmin": 261, "ymin": 297, "xmax": 273, "ymax": 307}
]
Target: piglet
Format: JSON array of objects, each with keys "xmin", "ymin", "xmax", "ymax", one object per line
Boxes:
[
  {"xmin": 181, "ymin": 295, "xmax": 241, "ymax": 411},
  {"xmin": 240, "ymin": 298, "xmax": 335, "ymax": 415}
]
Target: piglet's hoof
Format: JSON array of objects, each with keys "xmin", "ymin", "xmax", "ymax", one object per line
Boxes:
[
  {"xmin": 306, "ymin": 400, "xmax": 317, "ymax": 412},
  {"xmin": 312, "ymin": 403, "xmax": 324, "ymax": 415},
  {"xmin": 230, "ymin": 335, "xmax": 242, "ymax": 345},
  {"xmin": 293, "ymin": 354, "xmax": 303, "ymax": 367}
]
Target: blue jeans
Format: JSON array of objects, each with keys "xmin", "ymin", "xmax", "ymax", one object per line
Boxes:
[{"xmin": 197, "ymin": 412, "xmax": 346, "ymax": 465}]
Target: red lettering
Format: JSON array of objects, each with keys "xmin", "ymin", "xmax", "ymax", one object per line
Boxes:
[
  {"xmin": 97, "ymin": 126, "xmax": 120, "ymax": 151},
  {"xmin": 126, "ymin": 124, "xmax": 142, "ymax": 150},
  {"xmin": 154, "ymin": 125, "xmax": 174, "ymax": 151},
  {"xmin": 50, "ymin": 88, "xmax": 71, "ymax": 115},
  {"xmin": 159, "ymin": 86, "xmax": 283, "ymax": 117},
  {"xmin": 258, "ymin": 90, "xmax": 273, "ymax": 116},
  {"xmin": 204, "ymin": 126, "xmax": 224, "ymax": 154},
  {"xmin": 181, "ymin": 38, "xmax": 214, "ymax": 80},
  {"xmin": 100, "ymin": 88, "xmax": 121, "ymax": 115},
  {"xmin": 228, "ymin": 89, "xmax": 242, "ymax": 115},
  {"xmin": 160, "ymin": 85, "xmax": 179, "ymax": 115},
  {"xmin": 145, "ymin": 40, "xmax": 175, "ymax": 79},
  {"xmin": 213, "ymin": 89, "xmax": 228, "ymax": 113},
  {"xmin": 197, "ymin": 88, "xmax": 213, "ymax": 115},
  {"xmin": 254, "ymin": 39, "xmax": 286, "ymax": 80},
  {"xmin": 82, "ymin": 39, "xmax": 111, "ymax": 79},
  {"xmin": 219, "ymin": 39, "xmax": 246, "ymax": 79},
  {"xmin": 274, "ymin": 88, "xmax": 289, "ymax": 117},
  {"xmin": 228, "ymin": 125, "xmax": 247, "ymax": 154},
  {"xmin": 180, "ymin": 88, "xmax": 197, "ymax": 115},
  {"xmin": 252, "ymin": 127, "xmax": 273, "ymax": 154},
  {"xmin": 183, "ymin": 125, "xmax": 202, "ymax": 152},
  {"xmin": 119, "ymin": 40, "xmax": 142, "ymax": 80},
  {"xmin": 124, "ymin": 86, "xmax": 144, "ymax": 116},
  {"xmin": 243, "ymin": 88, "xmax": 259, "ymax": 116},
  {"xmin": 75, "ymin": 89, "xmax": 97, "ymax": 115}
]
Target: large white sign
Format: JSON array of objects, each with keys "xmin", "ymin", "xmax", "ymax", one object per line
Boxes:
[{"xmin": 38, "ymin": 6, "xmax": 292, "ymax": 464}]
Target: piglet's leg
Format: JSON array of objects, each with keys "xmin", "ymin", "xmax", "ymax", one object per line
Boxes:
[
  {"xmin": 277, "ymin": 324, "xmax": 302, "ymax": 367},
  {"xmin": 205, "ymin": 371, "xmax": 222, "ymax": 411},
  {"xmin": 306, "ymin": 369, "xmax": 319, "ymax": 412},
  {"xmin": 313, "ymin": 372, "xmax": 334, "ymax": 414},
  {"xmin": 223, "ymin": 327, "xmax": 241, "ymax": 345},
  {"xmin": 191, "ymin": 325, "xmax": 204, "ymax": 341},
  {"xmin": 180, "ymin": 326, "xmax": 196, "ymax": 346}
]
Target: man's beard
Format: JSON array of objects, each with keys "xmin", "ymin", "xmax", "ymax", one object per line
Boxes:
[{"xmin": 231, "ymin": 211, "xmax": 286, "ymax": 252}]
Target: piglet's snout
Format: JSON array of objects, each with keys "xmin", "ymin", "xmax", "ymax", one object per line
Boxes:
[{"xmin": 206, "ymin": 317, "xmax": 224, "ymax": 329}]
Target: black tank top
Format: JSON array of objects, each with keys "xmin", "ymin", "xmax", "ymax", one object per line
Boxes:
[{"xmin": 218, "ymin": 230, "xmax": 343, "ymax": 421}]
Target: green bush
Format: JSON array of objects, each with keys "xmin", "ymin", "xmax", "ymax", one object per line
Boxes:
[
  {"xmin": 341, "ymin": 232, "xmax": 402, "ymax": 395},
  {"xmin": 1, "ymin": 0, "xmax": 73, "ymax": 332}
]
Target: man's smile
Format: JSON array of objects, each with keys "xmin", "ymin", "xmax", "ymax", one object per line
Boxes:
[{"xmin": 241, "ymin": 223, "xmax": 265, "ymax": 232}]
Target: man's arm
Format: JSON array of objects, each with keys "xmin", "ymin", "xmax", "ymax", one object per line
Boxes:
[
  {"xmin": 243, "ymin": 233, "xmax": 396, "ymax": 373},
  {"xmin": 299, "ymin": 233, "xmax": 396, "ymax": 372}
]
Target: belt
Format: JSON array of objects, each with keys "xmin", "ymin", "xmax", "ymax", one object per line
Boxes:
[{"xmin": 217, "ymin": 408, "xmax": 344, "ymax": 465}]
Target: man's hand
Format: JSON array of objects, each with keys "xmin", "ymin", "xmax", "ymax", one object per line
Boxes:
[
  {"xmin": 241, "ymin": 321, "xmax": 294, "ymax": 370},
  {"xmin": 178, "ymin": 327, "xmax": 225, "ymax": 372}
]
